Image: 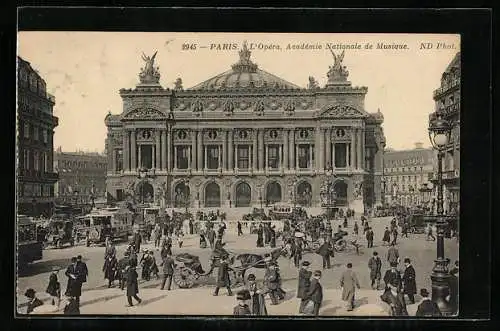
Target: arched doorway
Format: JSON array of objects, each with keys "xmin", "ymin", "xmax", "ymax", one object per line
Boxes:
[
  {"xmin": 174, "ymin": 182, "xmax": 190, "ymax": 208},
  {"xmin": 333, "ymin": 180, "xmax": 348, "ymax": 207},
  {"xmin": 205, "ymin": 182, "xmax": 221, "ymax": 207},
  {"xmin": 296, "ymin": 181, "xmax": 312, "ymax": 207},
  {"xmin": 137, "ymin": 181, "xmax": 154, "ymax": 204},
  {"xmin": 235, "ymin": 182, "xmax": 251, "ymax": 207},
  {"xmin": 265, "ymin": 181, "xmax": 282, "ymax": 205}
]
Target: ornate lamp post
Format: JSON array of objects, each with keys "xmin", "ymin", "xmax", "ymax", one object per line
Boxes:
[
  {"xmin": 419, "ymin": 183, "xmax": 432, "ymax": 214},
  {"xmin": 428, "ymin": 112, "xmax": 453, "ymax": 315}
]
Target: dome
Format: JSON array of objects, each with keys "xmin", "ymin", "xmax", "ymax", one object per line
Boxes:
[{"xmin": 188, "ymin": 41, "xmax": 301, "ymax": 91}]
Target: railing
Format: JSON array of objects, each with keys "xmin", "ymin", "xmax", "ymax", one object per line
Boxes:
[{"xmin": 433, "ymin": 79, "xmax": 460, "ymax": 98}]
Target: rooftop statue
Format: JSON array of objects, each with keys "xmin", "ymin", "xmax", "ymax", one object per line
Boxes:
[
  {"xmin": 139, "ymin": 51, "xmax": 161, "ymax": 84},
  {"xmin": 327, "ymin": 49, "xmax": 349, "ymax": 84}
]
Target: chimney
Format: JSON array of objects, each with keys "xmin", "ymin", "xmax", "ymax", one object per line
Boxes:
[{"xmin": 414, "ymin": 142, "xmax": 424, "ymax": 149}]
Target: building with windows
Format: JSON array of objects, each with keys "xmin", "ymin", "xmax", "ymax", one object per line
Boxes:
[
  {"xmin": 382, "ymin": 143, "xmax": 435, "ymax": 208},
  {"xmin": 429, "ymin": 52, "xmax": 460, "ymax": 214},
  {"xmin": 53, "ymin": 148, "xmax": 107, "ymax": 205},
  {"xmin": 17, "ymin": 56, "xmax": 59, "ymax": 217},
  {"xmin": 105, "ymin": 43, "xmax": 386, "ymax": 213}
]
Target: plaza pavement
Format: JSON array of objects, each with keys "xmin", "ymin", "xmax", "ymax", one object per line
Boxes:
[
  {"xmin": 22, "ymin": 286, "xmax": 421, "ymax": 316},
  {"xmin": 17, "ymin": 216, "xmax": 457, "ymax": 315}
]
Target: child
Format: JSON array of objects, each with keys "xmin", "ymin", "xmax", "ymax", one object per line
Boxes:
[
  {"xmin": 233, "ymin": 289, "xmax": 252, "ymax": 316},
  {"xmin": 46, "ymin": 266, "xmax": 61, "ymax": 307}
]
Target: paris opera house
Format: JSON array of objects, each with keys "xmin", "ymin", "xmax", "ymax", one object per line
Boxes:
[{"xmin": 105, "ymin": 43, "xmax": 386, "ymax": 214}]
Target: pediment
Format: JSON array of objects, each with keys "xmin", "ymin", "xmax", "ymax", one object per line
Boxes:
[
  {"xmin": 317, "ymin": 104, "xmax": 369, "ymax": 119},
  {"xmin": 123, "ymin": 107, "xmax": 166, "ymax": 120}
]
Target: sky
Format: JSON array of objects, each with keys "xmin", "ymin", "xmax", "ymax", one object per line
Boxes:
[{"xmin": 17, "ymin": 32, "xmax": 460, "ymax": 152}]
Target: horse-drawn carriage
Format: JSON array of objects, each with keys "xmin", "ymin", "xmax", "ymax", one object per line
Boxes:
[
  {"xmin": 171, "ymin": 248, "xmax": 285, "ymax": 289},
  {"xmin": 296, "ymin": 229, "xmax": 359, "ymax": 253}
]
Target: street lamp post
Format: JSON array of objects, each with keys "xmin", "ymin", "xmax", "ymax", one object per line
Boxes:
[{"xmin": 428, "ymin": 112, "xmax": 453, "ymax": 315}]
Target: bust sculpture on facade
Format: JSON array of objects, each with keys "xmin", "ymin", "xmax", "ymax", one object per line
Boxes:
[{"xmin": 139, "ymin": 51, "xmax": 161, "ymax": 84}]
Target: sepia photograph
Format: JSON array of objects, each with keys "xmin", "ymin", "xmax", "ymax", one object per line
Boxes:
[{"xmin": 16, "ymin": 31, "xmax": 461, "ymax": 317}]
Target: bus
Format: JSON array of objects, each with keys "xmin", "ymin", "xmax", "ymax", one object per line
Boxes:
[
  {"xmin": 75, "ymin": 208, "xmax": 134, "ymax": 246},
  {"xmin": 17, "ymin": 215, "xmax": 43, "ymax": 267}
]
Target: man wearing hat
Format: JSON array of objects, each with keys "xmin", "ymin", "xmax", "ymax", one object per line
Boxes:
[
  {"xmin": 368, "ymin": 251, "xmax": 382, "ymax": 290},
  {"xmin": 317, "ymin": 238, "xmax": 332, "ymax": 270},
  {"xmin": 340, "ymin": 263, "xmax": 361, "ymax": 311},
  {"xmin": 160, "ymin": 251, "xmax": 176, "ymax": 290},
  {"xmin": 386, "ymin": 242, "xmax": 400, "ymax": 265},
  {"xmin": 104, "ymin": 236, "xmax": 116, "ymax": 260},
  {"xmin": 304, "ymin": 270, "xmax": 323, "ymax": 316},
  {"xmin": 416, "ymin": 288, "xmax": 442, "ymax": 317},
  {"xmin": 402, "ymin": 257, "xmax": 417, "ymax": 304},
  {"xmin": 25, "ymin": 288, "xmax": 43, "ymax": 314},
  {"xmin": 76, "ymin": 255, "xmax": 88, "ymax": 284},
  {"xmin": 264, "ymin": 262, "xmax": 280, "ymax": 305},
  {"xmin": 65, "ymin": 257, "xmax": 83, "ymax": 305},
  {"xmin": 380, "ymin": 279, "xmax": 408, "ymax": 316},
  {"xmin": 297, "ymin": 261, "xmax": 312, "ymax": 314},
  {"xmin": 383, "ymin": 262, "xmax": 402, "ymax": 294},
  {"xmin": 132, "ymin": 229, "xmax": 142, "ymax": 254},
  {"xmin": 233, "ymin": 289, "xmax": 252, "ymax": 316},
  {"xmin": 213, "ymin": 255, "xmax": 233, "ymax": 296},
  {"xmin": 246, "ymin": 274, "xmax": 267, "ymax": 315}
]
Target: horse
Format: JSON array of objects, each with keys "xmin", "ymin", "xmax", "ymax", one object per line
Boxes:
[{"xmin": 235, "ymin": 247, "xmax": 287, "ymax": 280}]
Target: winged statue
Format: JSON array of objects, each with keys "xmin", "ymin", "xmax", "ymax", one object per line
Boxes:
[
  {"xmin": 142, "ymin": 51, "xmax": 158, "ymax": 75},
  {"xmin": 329, "ymin": 49, "xmax": 345, "ymax": 69}
]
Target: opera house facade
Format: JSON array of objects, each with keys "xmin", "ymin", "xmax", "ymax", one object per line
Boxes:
[{"xmin": 105, "ymin": 43, "xmax": 386, "ymax": 214}]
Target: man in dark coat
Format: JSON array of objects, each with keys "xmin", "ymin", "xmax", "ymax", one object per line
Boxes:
[
  {"xmin": 125, "ymin": 266, "xmax": 142, "ymax": 307},
  {"xmin": 387, "ymin": 242, "xmax": 400, "ymax": 266},
  {"xmin": 76, "ymin": 255, "xmax": 88, "ymax": 284},
  {"xmin": 402, "ymin": 258, "xmax": 417, "ymax": 304},
  {"xmin": 391, "ymin": 228, "xmax": 398, "ymax": 245},
  {"xmin": 304, "ymin": 270, "xmax": 323, "ymax": 316},
  {"xmin": 297, "ymin": 261, "xmax": 312, "ymax": 314},
  {"xmin": 263, "ymin": 263, "xmax": 280, "ymax": 305},
  {"xmin": 160, "ymin": 252, "xmax": 176, "ymax": 290},
  {"xmin": 102, "ymin": 255, "xmax": 118, "ymax": 288},
  {"xmin": 291, "ymin": 237, "xmax": 303, "ymax": 268},
  {"xmin": 448, "ymin": 266, "xmax": 459, "ymax": 314},
  {"xmin": 368, "ymin": 251, "xmax": 382, "ymax": 290},
  {"xmin": 269, "ymin": 226, "xmax": 277, "ymax": 248},
  {"xmin": 380, "ymin": 279, "xmax": 408, "ymax": 316},
  {"xmin": 104, "ymin": 237, "xmax": 117, "ymax": 260},
  {"xmin": 366, "ymin": 227, "xmax": 374, "ymax": 248},
  {"xmin": 233, "ymin": 289, "xmax": 252, "ymax": 316},
  {"xmin": 207, "ymin": 228, "xmax": 216, "ymax": 249},
  {"xmin": 382, "ymin": 227, "xmax": 391, "ymax": 245},
  {"xmin": 65, "ymin": 257, "xmax": 83, "ymax": 305},
  {"xmin": 343, "ymin": 217, "xmax": 348, "ymax": 228},
  {"xmin": 264, "ymin": 223, "xmax": 270, "ymax": 245},
  {"xmin": 132, "ymin": 231, "xmax": 142, "ymax": 254},
  {"xmin": 237, "ymin": 221, "xmax": 243, "ymax": 236},
  {"xmin": 383, "ymin": 262, "xmax": 402, "ymax": 292},
  {"xmin": 256, "ymin": 224, "xmax": 264, "ymax": 247},
  {"xmin": 213, "ymin": 255, "xmax": 233, "ymax": 296},
  {"xmin": 317, "ymin": 239, "xmax": 332, "ymax": 269},
  {"xmin": 161, "ymin": 236, "xmax": 173, "ymax": 259},
  {"xmin": 416, "ymin": 288, "xmax": 442, "ymax": 317},
  {"xmin": 25, "ymin": 288, "xmax": 43, "ymax": 314}
]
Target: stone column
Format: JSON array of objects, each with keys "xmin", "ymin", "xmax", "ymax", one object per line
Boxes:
[
  {"xmin": 309, "ymin": 144, "xmax": 313, "ymax": 169},
  {"xmin": 265, "ymin": 145, "xmax": 269, "ymax": 169},
  {"xmin": 173, "ymin": 145, "xmax": 177, "ymax": 169},
  {"xmin": 258, "ymin": 130, "xmax": 264, "ymax": 170},
  {"xmin": 191, "ymin": 130, "xmax": 197, "ymax": 170},
  {"xmin": 123, "ymin": 130, "xmax": 130, "ymax": 171},
  {"xmin": 295, "ymin": 145, "xmax": 299, "ymax": 169},
  {"xmin": 152, "ymin": 145, "xmax": 155, "ymax": 170},
  {"xmin": 351, "ymin": 128, "xmax": 356, "ymax": 171},
  {"xmin": 222, "ymin": 130, "xmax": 228, "ymax": 170},
  {"xmin": 279, "ymin": 144, "xmax": 283, "ymax": 169},
  {"xmin": 325, "ymin": 129, "xmax": 331, "ymax": 168},
  {"xmin": 161, "ymin": 130, "xmax": 167, "ymax": 170},
  {"xmin": 357, "ymin": 128, "xmax": 362, "ymax": 170},
  {"xmin": 290, "ymin": 130, "xmax": 295, "ymax": 169},
  {"xmin": 189, "ymin": 146, "xmax": 193, "ymax": 169},
  {"xmin": 361, "ymin": 128, "xmax": 365, "ymax": 170},
  {"xmin": 318, "ymin": 128, "xmax": 324, "ymax": 170},
  {"xmin": 166, "ymin": 129, "xmax": 172, "ymax": 171},
  {"xmin": 332, "ymin": 143, "xmax": 336, "ymax": 168},
  {"xmin": 253, "ymin": 131, "xmax": 258, "ymax": 170},
  {"xmin": 112, "ymin": 148, "xmax": 117, "ymax": 172},
  {"xmin": 234, "ymin": 144, "xmax": 238, "ymax": 169},
  {"xmin": 197, "ymin": 130, "xmax": 203, "ymax": 171},
  {"xmin": 283, "ymin": 130, "xmax": 289, "ymax": 169},
  {"xmin": 346, "ymin": 143, "xmax": 349, "ymax": 168},
  {"xmin": 228, "ymin": 131, "xmax": 233, "ymax": 170},
  {"xmin": 130, "ymin": 130, "xmax": 136, "ymax": 171},
  {"xmin": 155, "ymin": 130, "xmax": 161, "ymax": 169},
  {"xmin": 204, "ymin": 146, "xmax": 208, "ymax": 169},
  {"xmin": 218, "ymin": 145, "xmax": 222, "ymax": 169}
]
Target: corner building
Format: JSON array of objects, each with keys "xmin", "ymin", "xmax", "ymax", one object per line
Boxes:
[{"xmin": 105, "ymin": 44, "xmax": 386, "ymax": 214}]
